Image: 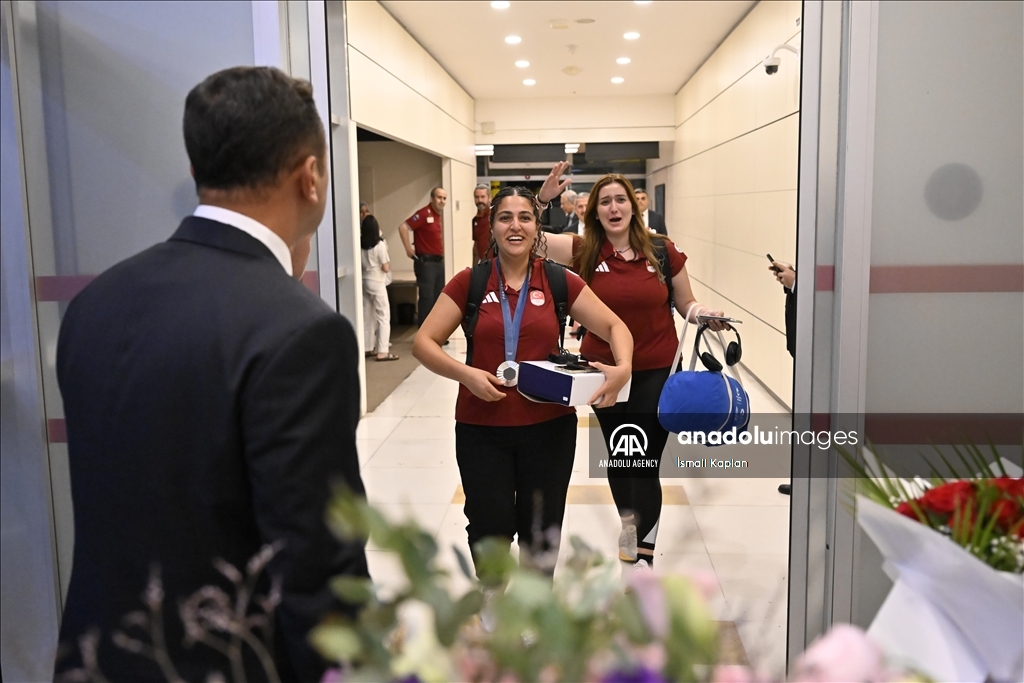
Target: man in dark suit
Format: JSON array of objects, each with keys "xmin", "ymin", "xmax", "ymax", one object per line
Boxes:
[
  {"xmin": 54, "ymin": 67, "xmax": 368, "ymax": 683},
  {"xmin": 634, "ymin": 188, "xmax": 667, "ymax": 234}
]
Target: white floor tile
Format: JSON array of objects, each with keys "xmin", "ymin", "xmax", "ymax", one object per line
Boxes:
[
  {"xmin": 362, "ymin": 467, "xmax": 460, "ymax": 505},
  {"xmin": 356, "ymin": 438, "xmax": 384, "ymax": 466},
  {"xmin": 690, "ymin": 505, "xmax": 790, "ymax": 555},
  {"xmin": 389, "ymin": 416, "xmax": 458, "ymax": 441},
  {"xmin": 363, "ymin": 439, "xmax": 455, "ymax": 469},
  {"xmin": 679, "ymin": 478, "xmax": 792, "ymax": 507},
  {"xmin": 356, "ymin": 415, "xmax": 403, "ymax": 441}
]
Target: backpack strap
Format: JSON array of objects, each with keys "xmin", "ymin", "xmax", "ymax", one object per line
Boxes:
[
  {"xmin": 543, "ymin": 259, "xmax": 570, "ymax": 351},
  {"xmin": 462, "ymin": 260, "xmax": 493, "ymax": 366}
]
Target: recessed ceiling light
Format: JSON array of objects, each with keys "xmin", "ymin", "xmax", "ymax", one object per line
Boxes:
[
  {"xmin": 475, "ymin": 144, "xmax": 495, "ymax": 156},
  {"xmin": 624, "ymin": 32, "xmax": 640, "ymax": 40},
  {"xmin": 575, "ymin": 18, "xmax": 595, "ymax": 24},
  {"xmin": 523, "ymin": 78, "xmax": 536, "ymax": 86},
  {"xmin": 505, "ymin": 35, "xmax": 522, "ymax": 44},
  {"xmin": 491, "ymin": 1, "xmax": 510, "ymax": 8},
  {"xmin": 515, "ymin": 60, "xmax": 530, "ymax": 68},
  {"xmin": 611, "ymin": 77, "xmax": 625, "ymax": 84},
  {"xmin": 617, "ymin": 57, "xmax": 631, "ymax": 65},
  {"xmin": 635, "ymin": 1, "xmax": 653, "ymax": 4}
]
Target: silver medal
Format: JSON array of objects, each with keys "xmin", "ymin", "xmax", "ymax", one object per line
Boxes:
[{"xmin": 496, "ymin": 360, "xmax": 519, "ymax": 387}]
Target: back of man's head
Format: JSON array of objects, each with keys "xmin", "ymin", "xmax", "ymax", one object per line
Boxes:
[{"xmin": 184, "ymin": 67, "xmax": 325, "ymax": 192}]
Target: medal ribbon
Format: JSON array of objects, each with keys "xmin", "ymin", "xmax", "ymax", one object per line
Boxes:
[{"xmin": 495, "ymin": 259, "xmax": 531, "ymax": 365}]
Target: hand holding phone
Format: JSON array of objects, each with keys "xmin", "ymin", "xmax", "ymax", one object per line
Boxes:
[{"xmin": 767, "ymin": 254, "xmax": 782, "ymax": 272}]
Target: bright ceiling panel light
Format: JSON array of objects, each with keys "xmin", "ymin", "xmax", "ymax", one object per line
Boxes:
[
  {"xmin": 623, "ymin": 32, "xmax": 640, "ymax": 40},
  {"xmin": 616, "ymin": 57, "xmax": 631, "ymax": 65},
  {"xmin": 564, "ymin": 144, "xmax": 580, "ymax": 153},
  {"xmin": 515, "ymin": 60, "xmax": 530, "ymax": 68},
  {"xmin": 475, "ymin": 144, "xmax": 495, "ymax": 156},
  {"xmin": 635, "ymin": 1, "xmax": 653, "ymax": 4},
  {"xmin": 491, "ymin": 1, "xmax": 511, "ymax": 8},
  {"xmin": 611, "ymin": 77, "xmax": 625, "ymax": 84},
  {"xmin": 505, "ymin": 35, "xmax": 522, "ymax": 44},
  {"xmin": 523, "ymin": 78, "xmax": 536, "ymax": 86}
]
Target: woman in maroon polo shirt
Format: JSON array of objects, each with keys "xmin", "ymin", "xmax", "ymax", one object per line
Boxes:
[
  {"xmin": 541, "ymin": 168, "xmax": 729, "ymax": 571},
  {"xmin": 412, "ymin": 186, "xmax": 632, "ymax": 579}
]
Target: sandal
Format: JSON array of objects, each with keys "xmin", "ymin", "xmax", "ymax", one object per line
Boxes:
[{"xmin": 375, "ymin": 353, "xmax": 400, "ymax": 362}]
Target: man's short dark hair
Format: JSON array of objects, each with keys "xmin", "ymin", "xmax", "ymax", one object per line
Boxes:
[
  {"xmin": 634, "ymin": 188, "xmax": 648, "ymax": 196},
  {"xmin": 430, "ymin": 187, "xmax": 446, "ymax": 199},
  {"xmin": 184, "ymin": 67, "xmax": 325, "ymax": 191}
]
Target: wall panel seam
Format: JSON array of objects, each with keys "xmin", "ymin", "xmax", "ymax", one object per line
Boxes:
[
  {"xmin": 689, "ymin": 275, "xmax": 787, "ymax": 336},
  {"xmin": 676, "ymin": 29, "xmax": 803, "ymax": 127},
  {"xmin": 348, "ymin": 44, "xmax": 474, "ymax": 134},
  {"xmin": 650, "ymin": 111, "xmax": 800, "ymax": 174}
]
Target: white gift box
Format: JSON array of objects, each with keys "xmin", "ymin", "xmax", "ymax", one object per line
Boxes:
[
  {"xmin": 517, "ymin": 360, "xmax": 631, "ymax": 406},
  {"xmin": 857, "ymin": 496, "xmax": 1024, "ymax": 683}
]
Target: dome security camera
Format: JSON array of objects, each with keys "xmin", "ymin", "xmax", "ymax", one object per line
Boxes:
[{"xmin": 763, "ymin": 43, "xmax": 799, "ymax": 75}]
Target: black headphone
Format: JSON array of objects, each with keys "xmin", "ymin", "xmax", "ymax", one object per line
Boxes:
[{"xmin": 693, "ymin": 323, "xmax": 742, "ymax": 373}]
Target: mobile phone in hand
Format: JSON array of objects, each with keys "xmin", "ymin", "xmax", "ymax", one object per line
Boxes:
[{"xmin": 767, "ymin": 254, "xmax": 782, "ymax": 272}]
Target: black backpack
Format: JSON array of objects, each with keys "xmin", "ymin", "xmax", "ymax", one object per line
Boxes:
[{"xmin": 462, "ymin": 259, "xmax": 570, "ymax": 366}]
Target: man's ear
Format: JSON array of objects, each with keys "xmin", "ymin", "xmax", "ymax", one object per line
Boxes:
[{"xmin": 299, "ymin": 154, "xmax": 320, "ymax": 202}]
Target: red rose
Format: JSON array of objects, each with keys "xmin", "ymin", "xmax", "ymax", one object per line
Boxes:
[
  {"xmin": 991, "ymin": 477, "xmax": 1024, "ymax": 500},
  {"xmin": 919, "ymin": 481, "xmax": 975, "ymax": 516},
  {"xmin": 895, "ymin": 501, "xmax": 920, "ymax": 521}
]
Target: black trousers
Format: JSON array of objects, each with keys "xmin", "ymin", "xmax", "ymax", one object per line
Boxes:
[
  {"xmin": 593, "ymin": 366, "xmax": 671, "ymax": 554},
  {"xmin": 455, "ymin": 414, "xmax": 577, "ymax": 569},
  {"xmin": 413, "ymin": 256, "xmax": 445, "ymax": 326}
]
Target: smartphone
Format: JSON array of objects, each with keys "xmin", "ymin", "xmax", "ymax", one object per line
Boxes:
[
  {"xmin": 697, "ymin": 314, "xmax": 742, "ymax": 325},
  {"xmin": 767, "ymin": 254, "xmax": 782, "ymax": 272}
]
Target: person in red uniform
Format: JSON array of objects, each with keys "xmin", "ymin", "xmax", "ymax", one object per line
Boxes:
[
  {"xmin": 472, "ymin": 184, "xmax": 491, "ymax": 263},
  {"xmin": 541, "ymin": 165, "xmax": 729, "ymax": 571},
  {"xmin": 412, "ymin": 186, "xmax": 632, "ymax": 584},
  {"xmin": 399, "ymin": 187, "xmax": 447, "ymax": 326}
]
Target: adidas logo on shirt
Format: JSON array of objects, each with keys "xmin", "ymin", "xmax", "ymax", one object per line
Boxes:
[
  {"xmin": 595, "ymin": 262, "xmax": 611, "ymax": 273},
  {"xmin": 481, "ymin": 291, "xmax": 500, "ymax": 304}
]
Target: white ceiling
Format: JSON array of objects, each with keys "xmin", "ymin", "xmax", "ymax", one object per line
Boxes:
[{"xmin": 379, "ymin": 0, "xmax": 756, "ymax": 99}]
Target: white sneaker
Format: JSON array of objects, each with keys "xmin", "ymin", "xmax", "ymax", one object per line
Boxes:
[
  {"xmin": 618, "ymin": 524, "xmax": 638, "ymax": 562},
  {"xmin": 632, "ymin": 558, "xmax": 653, "ymax": 572},
  {"xmin": 479, "ymin": 588, "xmax": 500, "ymax": 633}
]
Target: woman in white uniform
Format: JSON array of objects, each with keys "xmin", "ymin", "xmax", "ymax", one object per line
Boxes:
[{"xmin": 361, "ymin": 208, "xmax": 397, "ymax": 361}]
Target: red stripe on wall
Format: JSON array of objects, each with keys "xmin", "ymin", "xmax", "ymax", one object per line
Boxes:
[
  {"xmin": 869, "ymin": 264, "xmax": 1024, "ymax": 293},
  {"xmin": 36, "ymin": 271, "xmax": 323, "ymax": 302},
  {"xmin": 864, "ymin": 414, "xmax": 1023, "ymax": 446},
  {"xmin": 815, "ymin": 266, "xmax": 835, "ymax": 292},
  {"xmin": 35, "ymin": 276, "xmax": 95, "ymax": 302},
  {"xmin": 301, "ymin": 270, "xmax": 320, "ymax": 294},
  {"xmin": 48, "ymin": 418, "xmax": 67, "ymax": 443}
]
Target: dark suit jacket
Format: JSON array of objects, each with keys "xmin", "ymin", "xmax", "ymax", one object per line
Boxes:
[
  {"xmin": 646, "ymin": 210, "xmax": 667, "ymax": 234},
  {"xmin": 785, "ymin": 286, "xmax": 796, "ymax": 358},
  {"xmin": 54, "ymin": 217, "xmax": 369, "ymax": 683},
  {"xmin": 563, "ymin": 214, "xmax": 580, "ymax": 234}
]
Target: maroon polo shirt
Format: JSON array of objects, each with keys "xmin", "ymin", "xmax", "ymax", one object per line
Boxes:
[
  {"xmin": 443, "ymin": 258, "xmax": 586, "ymax": 426},
  {"xmin": 472, "ymin": 208, "xmax": 491, "ymax": 262},
  {"xmin": 571, "ymin": 236, "xmax": 687, "ymax": 371},
  {"xmin": 406, "ymin": 204, "xmax": 443, "ymax": 256}
]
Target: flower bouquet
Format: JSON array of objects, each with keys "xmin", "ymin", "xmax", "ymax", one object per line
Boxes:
[
  {"xmin": 846, "ymin": 445, "xmax": 1024, "ymax": 682},
  {"xmin": 314, "ymin": 488, "xmax": 928, "ymax": 683}
]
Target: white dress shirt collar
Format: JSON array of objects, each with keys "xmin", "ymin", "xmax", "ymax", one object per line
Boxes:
[
  {"xmin": 193, "ymin": 205, "xmax": 292, "ymax": 276},
  {"xmin": 642, "ymin": 208, "xmax": 650, "ymax": 227}
]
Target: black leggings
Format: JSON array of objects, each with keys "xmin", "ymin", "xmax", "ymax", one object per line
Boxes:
[
  {"xmin": 593, "ymin": 367, "xmax": 671, "ymax": 557},
  {"xmin": 455, "ymin": 414, "xmax": 577, "ymax": 573}
]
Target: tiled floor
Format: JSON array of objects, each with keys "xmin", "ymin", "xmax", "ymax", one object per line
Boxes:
[{"xmin": 358, "ymin": 334, "xmax": 792, "ymax": 677}]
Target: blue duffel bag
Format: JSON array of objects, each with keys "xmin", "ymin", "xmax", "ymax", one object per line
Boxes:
[{"xmin": 657, "ymin": 320, "xmax": 750, "ymax": 439}]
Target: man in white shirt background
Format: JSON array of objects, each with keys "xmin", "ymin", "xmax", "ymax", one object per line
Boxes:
[{"xmin": 634, "ymin": 187, "xmax": 667, "ymax": 234}]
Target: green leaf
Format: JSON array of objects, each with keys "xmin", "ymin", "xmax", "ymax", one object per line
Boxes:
[
  {"xmin": 330, "ymin": 576, "xmax": 374, "ymax": 604},
  {"xmin": 310, "ymin": 623, "xmax": 362, "ymax": 661}
]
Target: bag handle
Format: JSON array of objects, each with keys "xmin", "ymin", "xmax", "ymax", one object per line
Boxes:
[{"xmin": 668, "ymin": 302, "xmax": 699, "ymax": 377}]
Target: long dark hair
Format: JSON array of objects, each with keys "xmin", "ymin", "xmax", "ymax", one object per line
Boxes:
[
  {"xmin": 484, "ymin": 186, "xmax": 547, "ymax": 259},
  {"xmin": 577, "ymin": 174, "xmax": 661, "ymax": 283},
  {"xmin": 360, "ymin": 214, "xmax": 382, "ymax": 250}
]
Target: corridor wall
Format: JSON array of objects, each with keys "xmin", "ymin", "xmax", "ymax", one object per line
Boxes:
[
  {"xmin": 650, "ymin": 0, "xmax": 802, "ymax": 404},
  {"xmin": 356, "ymin": 141, "xmax": 443, "ymax": 282},
  {"xmin": 346, "ymin": 1, "xmax": 477, "ymax": 274}
]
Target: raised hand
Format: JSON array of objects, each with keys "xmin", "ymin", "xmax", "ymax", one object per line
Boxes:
[{"xmin": 537, "ymin": 161, "xmax": 572, "ymax": 204}]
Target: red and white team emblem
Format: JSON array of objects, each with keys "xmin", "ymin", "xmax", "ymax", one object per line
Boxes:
[
  {"xmin": 530, "ymin": 290, "xmax": 546, "ymax": 306},
  {"xmin": 646, "ymin": 263, "xmax": 656, "ymax": 272}
]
